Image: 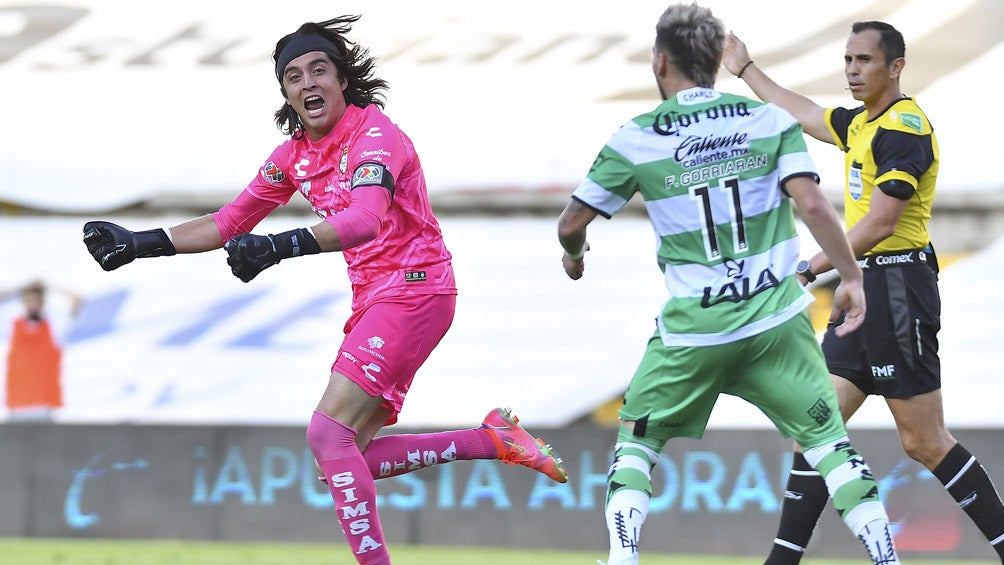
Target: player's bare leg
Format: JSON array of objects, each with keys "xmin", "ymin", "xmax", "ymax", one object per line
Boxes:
[{"xmin": 889, "ymin": 390, "xmax": 1004, "ymax": 562}]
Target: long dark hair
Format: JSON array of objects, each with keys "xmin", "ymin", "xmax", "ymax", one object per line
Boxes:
[{"xmin": 272, "ymin": 15, "xmax": 389, "ymax": 137}]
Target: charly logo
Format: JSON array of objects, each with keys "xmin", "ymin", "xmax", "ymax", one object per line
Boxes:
[
  {"xmin": 679, "ymin": 88, "xmax": 718, "ymax": 104},
  {"xmin": 362, "ymin": 363, "xmax": 382, "ymax": 382}
]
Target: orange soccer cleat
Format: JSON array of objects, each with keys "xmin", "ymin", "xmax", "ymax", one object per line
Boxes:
[{"xmin": 481, "ymin": 407, "xmax": 568, "ymax": 483}]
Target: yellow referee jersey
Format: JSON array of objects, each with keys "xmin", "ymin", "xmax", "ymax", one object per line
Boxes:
[{"xmin": 824, "ymin": 97, "xmax": 938, "ymax": 254}]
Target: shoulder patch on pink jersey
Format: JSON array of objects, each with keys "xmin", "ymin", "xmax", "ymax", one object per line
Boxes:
[
  {"xmin": 261, "ymin": 161, "xmax": 285, "ymax": 185},
  {"xmin": 352, "ymin": 163, "xmax": 386, "ymax": 188}
]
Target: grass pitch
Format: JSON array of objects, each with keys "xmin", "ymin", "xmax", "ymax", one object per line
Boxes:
[{"xmin": 0, "ymin": 539, "xmax": 999, "ymax": 565}]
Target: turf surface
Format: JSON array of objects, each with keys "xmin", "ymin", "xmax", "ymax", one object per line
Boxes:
[{"xmin": 0, "ymin": 539, "xmax": 999, "ymax": 564}]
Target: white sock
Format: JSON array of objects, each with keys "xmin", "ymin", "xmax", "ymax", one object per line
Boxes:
[
  {"xmin": 605, "ymin": 489, "xmax": 649, "ymax": 565},
  {"xmin": 857, "ymin": 518, "xmax": 900, "ymax": 564}
]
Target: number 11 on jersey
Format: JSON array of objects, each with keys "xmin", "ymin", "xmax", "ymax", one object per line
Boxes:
[{"xmin": 690, "ymin": 175, "xmax": 748, "ymax": 262}]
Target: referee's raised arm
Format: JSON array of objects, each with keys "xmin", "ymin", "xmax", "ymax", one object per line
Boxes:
[{"xmin": 722, "ymin": 32, "xmax": 831, "ymax": 143}]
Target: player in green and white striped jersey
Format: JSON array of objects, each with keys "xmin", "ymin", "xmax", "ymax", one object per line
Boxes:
[
  {"xmin": 577, "ymin": 90, "xmax": 814, "ymax": 347},
  {"xmin": 557, "ymin": 4, "xmax": 900, "ymax": 565}
]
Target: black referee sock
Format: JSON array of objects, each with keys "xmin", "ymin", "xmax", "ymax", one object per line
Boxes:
[
  {"xmin": 765, "ymin": 452, "xmax": 829, "ymax": 565},
  {"xmin": 931, "ymin": 443, "xmax": 1004, "ymax": 561}
]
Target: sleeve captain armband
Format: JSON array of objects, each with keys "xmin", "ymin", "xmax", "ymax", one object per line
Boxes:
[{"xmin": 351, "ymin": 162, "xmax": 396, "ymax": 196}]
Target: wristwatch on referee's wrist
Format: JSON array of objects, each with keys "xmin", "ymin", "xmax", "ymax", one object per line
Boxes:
[{"xmin": 795, "ymin": 260, "xmax": 816, "ymax": 283}]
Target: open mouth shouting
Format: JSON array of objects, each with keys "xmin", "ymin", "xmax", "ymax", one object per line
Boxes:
[{"xmin": 304, "ymin": 95, "xmax": 325, "ymax": 116}]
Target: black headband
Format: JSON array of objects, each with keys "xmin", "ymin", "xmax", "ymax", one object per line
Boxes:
[{"xmin": 275, "ymin": 34, "xmax": 342, "ymax": 83}]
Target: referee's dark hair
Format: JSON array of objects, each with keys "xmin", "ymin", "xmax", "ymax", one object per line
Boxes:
[
  {"xmin": 851, "ymin": 21, "xmax": 906, "ymax": 65},
  {"xmin": 272, "ymin": 15, "xmax": 389, "ymax": 138}
]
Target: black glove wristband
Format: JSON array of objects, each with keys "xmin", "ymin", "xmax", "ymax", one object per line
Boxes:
[
  {"xmin": 224, "ymin": 228, "xmax": 321, "ymax": 283},
  {"xmin": 83, "ymin": 221, "xmax": 176, "ymax": 271},
  {"xmin": 133, "ymin": 228, "xmax": 177, "ymax": 258},
  {"xmin": 270, "ymin": 228, "xmax": 321, "ymax": 259}
]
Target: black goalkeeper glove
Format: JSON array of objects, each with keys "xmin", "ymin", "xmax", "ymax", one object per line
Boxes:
[
  {"xmin": 83, "ymin": 221, "xmax": 177, "ymax": 271},
  {"xmin": 223, "ymin": 228, "xmax": 321, "ymax": 283}
]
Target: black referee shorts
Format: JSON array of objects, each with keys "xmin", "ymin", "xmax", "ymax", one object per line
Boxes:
[{"xmin": 822, "ymin": 249, "xmax": 941, "ymax": 398}]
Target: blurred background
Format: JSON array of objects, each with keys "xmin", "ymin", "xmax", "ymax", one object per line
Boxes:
[{"xmin": 2, "ymin": 0, "xmax": 1002, "ymax": 559}]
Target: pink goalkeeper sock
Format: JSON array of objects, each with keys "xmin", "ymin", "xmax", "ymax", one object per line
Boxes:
[
  {"xmin": 363, "ymin": 428, "xmax": 498, "ymax": 479},
  {"xmin": 307, "ymin": 411, "xmax": 390, "ymax": 565}
]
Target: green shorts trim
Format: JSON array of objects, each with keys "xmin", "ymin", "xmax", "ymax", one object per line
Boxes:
[{"xmin": 619, "ymin": 311, "xmax": 847, "ymax": 453}]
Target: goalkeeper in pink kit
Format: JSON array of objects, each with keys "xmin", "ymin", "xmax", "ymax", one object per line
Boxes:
[{"xmin": 82, "ymin": 16, "xmax": 566, "ymax": 564}]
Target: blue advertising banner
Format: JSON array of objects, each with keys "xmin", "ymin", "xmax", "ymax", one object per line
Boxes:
[{"xmin": 1, "ymin": 423, "xmax": 1000, "ymax": 561}]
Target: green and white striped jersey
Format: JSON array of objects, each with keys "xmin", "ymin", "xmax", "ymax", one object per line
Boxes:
[{"xmin": 573, "ymin": 87, "xmax": 817, "ymax": 347}]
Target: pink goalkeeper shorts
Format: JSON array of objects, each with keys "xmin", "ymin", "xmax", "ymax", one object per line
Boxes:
[{"xmin": 331, "ymin": 293, "xmax": 456, "ymax": 423}]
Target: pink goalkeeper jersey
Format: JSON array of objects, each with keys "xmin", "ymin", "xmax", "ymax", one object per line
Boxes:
[{"xmin": 245, "ymin": 104, "xmax": 456, "ymax": 311}]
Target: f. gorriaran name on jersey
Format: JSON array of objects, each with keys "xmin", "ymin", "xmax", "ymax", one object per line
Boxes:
[{"xmin": 573, "ymin": 87, "xmax": 817, "ymax": 347}]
